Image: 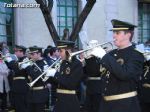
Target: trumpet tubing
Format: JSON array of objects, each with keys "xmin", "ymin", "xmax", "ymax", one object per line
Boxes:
[
  {"xmin": 69, "ymin": 40, "xmax": 114, "ymax": 58},
  {"xmin": 27, "ymin": 57, "xmax": 62, "ymax": 87},
  {"xmin": 18, "ymin": 59, "xmax": 33, "ymax": 66}
]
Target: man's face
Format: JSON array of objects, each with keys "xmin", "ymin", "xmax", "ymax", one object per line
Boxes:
[
  {"xmin": 54, "ymin": 49, "xmax": 60, "ymax": 58},
  {"xmin": 29, "ymin": 52, "xmax": 39, "ymax": 60},
  {"xmin": 14, "ymin": 50, "xmax": 23, "ymax": 57},
  {"xmin": 59, "ymin": 49, "xmax": 66, "ymax": 60},
  {"xmin": 113, "ymin": 31, "xmax": 130, "ymax": 47}
]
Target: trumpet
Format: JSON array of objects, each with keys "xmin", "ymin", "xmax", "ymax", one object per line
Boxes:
[
  {"xmin": 42, "ymin": 58, "xmax": 62, "ymax": 82},
  {"xmin": 27, "ymin": 57, "xmax": 62, "ymax": 87},
  {"xmin": 0, "ymin": 52, "xmax": 18, "ymax": 61},
  {"xmin": 18, "ymin": 58, "xmax": 34, "ymax": 67},
  {"xmin": 69, "ymin": 40, "xmax": 114, "ymax": 60}
]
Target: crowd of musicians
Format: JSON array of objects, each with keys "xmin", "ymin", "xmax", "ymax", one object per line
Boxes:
[{"xmin": 0, "ymin": 19, "xmax": 150, "ymax": 112}]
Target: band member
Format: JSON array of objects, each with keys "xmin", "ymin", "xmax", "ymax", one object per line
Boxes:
[
  {"xmin": 5, "ymin": 45, "xmax": 29, "ymax": 112},
  {"xmin": 46, "ymin": 40, "xmax": 84, "ymax": 112},
  {"xmin": 91, "ymin": 19, "xmax": 144, "ymax": 112},
  {"xmin": 44, "ymin": 47, "xmax": 60, "ymax": 66},
  {"xmin": 49, "ymin": 47, "xmax": 60, "ymax": 110},
  {"xmin": 21, "ymin": 46, "xmax": 49, "ymax": 112},
  {"xmin": 83, "ymin": 40, "xmax": 102, "ymax": 112},
  {"xmin": 138, "ymin": 49, "xmax": 150, "ymax": 112},
  {"xmin": 43, "ymin": 47, "xmax": 60, "ymax": 111}
]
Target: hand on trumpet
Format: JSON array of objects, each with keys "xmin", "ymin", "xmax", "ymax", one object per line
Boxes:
[
  {"xmin": 45, "ymin": 68, "xmax": 57, "ymax": 77},
  {"xmin": 83, "ymin": 50, "xmax": 93, "ymax": 59},
  {"xmin": 20, "ymin": 58, "xmax": 31, "ymax": 69},
  {"xmin": 90, "ymin": 46, "xmax": 106, "ymax": 59},
  {"xmin": 4, "ymin": 53, "xmax": 13, "ymax": 62},
  {"xmin": 135, "ymin": 44, "xmax": 145, "ymax": 54},
  {"xmin": 145, "ymin": 54, "xmax": 150, "ymax": 61}
]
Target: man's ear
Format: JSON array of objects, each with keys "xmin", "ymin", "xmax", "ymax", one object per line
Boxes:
[
  {"xmin": 128, "ymin": 32, "xmax": 131, "ymax": 37},
  {"xmin": 125, "ymin": 32, "xmax": 131, "ymax": 39}
]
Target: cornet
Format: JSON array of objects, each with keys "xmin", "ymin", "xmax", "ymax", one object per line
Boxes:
[
  {"xmin": 27, "ymin": 57, "xmax": 62, "ymax": 87},
  {"xmin": 0, "ymin": 52, "xmax": 18, "ymax": 61},
  {"xmin": 68, "ymin": 40, "xmax": 114, "ymax": 60},
  {"xmin": 18, "ymin": 58, "xmax": 34, "ymax": 67},
  {"xmin": 42, "ymin": 59, "xmax": 62, "ymax": 82}
]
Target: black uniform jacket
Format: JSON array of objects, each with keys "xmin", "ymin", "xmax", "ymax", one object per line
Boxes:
[
  {"xmin": 52, "ymin": 57, "xmax": 84, "ymax": 112},
  {"xmin": 25, "ymin": 59, "xmax": 49, "ymax": 103},
  {"xmin": 138, "ymin": 60, "xmax": 150, "ymax": 103},
  {"xmin": 6, "ymin": 56, "xmax": 29, "ymax": 94},
  {"xmin": 84, "ymin": 57, "xmax": 102, "ymax": 94},
  {"xmin": 99, "ymin": 45, "xmax": 144, "ymax": 112}
]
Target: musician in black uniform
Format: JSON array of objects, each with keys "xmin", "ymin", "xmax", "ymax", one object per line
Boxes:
[
  {"xmin": 20, "ymin": 46, "xmax": 49, "ymax": 112},
  {"xmin": 46, "ymin": 40, "xmax": 84, "ymax": 112},
  {"xmin": 83, "ymin": 40, "xmax": 102, "ymax": 112},
  {"xmin": 138, "ymin": 53, "xmax": 150, "ymax": 112},
  {"xmin": 48, "ymin": 47, "xmax": 60, "ymax": 110},
  {"xmin": 5, "ymin": 45, "xmax": 29, "ymax": 112},
  {"xmin": 91, "ymin": 19, "xmax": 144, "ymax": 112},
  {"xmin": 43, "ymin": 47, "xmax": 60, "ymax": 111}
]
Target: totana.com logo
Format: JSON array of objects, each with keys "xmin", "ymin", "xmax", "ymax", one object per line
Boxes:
[{"xmin": 3, "ymin": 3, "xmax": 40, "ymax": 8}]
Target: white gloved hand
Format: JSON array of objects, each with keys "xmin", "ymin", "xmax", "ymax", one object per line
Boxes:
[
  {"xmin": 43, "ymin": 65, "xmax": 49, "ymax": 71},
  {"xmin": 83, "ymin": 50, "xmax": 93, "ymax": 59},
  {"xmin": 91, "ymin": 47, "xmax": 106, "ymax": 58},
  {"xmin": 46, "ymin": 68, "xmax": 56, "ymax": 77},
  {"xmin": 145, "ymin": 54, "xmax": 150, "ymax": 61},
  {"xmin": 135, "ymin": 44, "xmax": 145, "ymax": 53},
  {"xmin": 5, "ymin": 55, "xmax": 13, "ymax": 62},
  {"xmin": 20, "ymin": 62, "xmax": 31, "ymax": 69}
]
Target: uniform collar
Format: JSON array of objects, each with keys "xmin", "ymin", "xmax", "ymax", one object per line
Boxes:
[{"xmin": 117, "ymin": 44, "xmax": 134, "ymax": 52}]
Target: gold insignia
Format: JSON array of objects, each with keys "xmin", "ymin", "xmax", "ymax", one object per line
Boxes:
[
  {"xmin": 116, "ymin": 58, "xmax": 124, "ymax": 65},
  {"xmin": 100, "ymin": 65, "xmax": 107, "ymax": 75},
  {"xmin": 144, "ymin": 66, "xmax": 149, "ymax": 77},
  {"xmin": 65, "ymin": 67, "xmax": 71, "ymax": 75},
  {"xmin": 106, "ymin": 71, "xmax": 110, "ymax": 78}
]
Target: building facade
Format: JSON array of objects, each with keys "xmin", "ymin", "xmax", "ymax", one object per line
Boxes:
[{"xmin": 0, "ymin": 0, "xmax": 150, "ymax": 49}]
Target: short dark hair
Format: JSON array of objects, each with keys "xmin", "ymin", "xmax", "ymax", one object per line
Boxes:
[
  {"xmin": 50, "ymin": 47, "xmax": 58, "ymax": 56},
  {"xmin": 43, "ymin": 48, "xmax": 50, "ymax": 57},
  {"xmin": 124, "ymin": 30, "xmax": 134, "ymax": 41}
]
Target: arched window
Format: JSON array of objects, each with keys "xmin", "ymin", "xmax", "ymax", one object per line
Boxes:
[
  {"xmin": 0, "ymin": 0, "xmax": 14, "ymax": 47},
  {"xmin": 57, "ymin": 0, "xmax": 78, "ymax": 38}
]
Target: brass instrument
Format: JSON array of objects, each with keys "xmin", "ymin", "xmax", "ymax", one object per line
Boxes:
[
  {"xmin": 27, "ymin": 41, "xmax": 114, "ymax": 87},
  {"xmin": 0, "ymin": 51, "xmax": 18, "ymax": 61},
  {"xmin": 42, "ymin": 58, "xmax": 62, "ymax": 82},
  {"xmin": 18, "ymin": 58, "xmax": 34, "ymax": 67},
  {"xmin": 27, "ymin": 57, "xmax": 62, "ymax": 87},
  {"xmin": 69, "ymin": 40, "xmax": 114, "ymax": 60}
]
